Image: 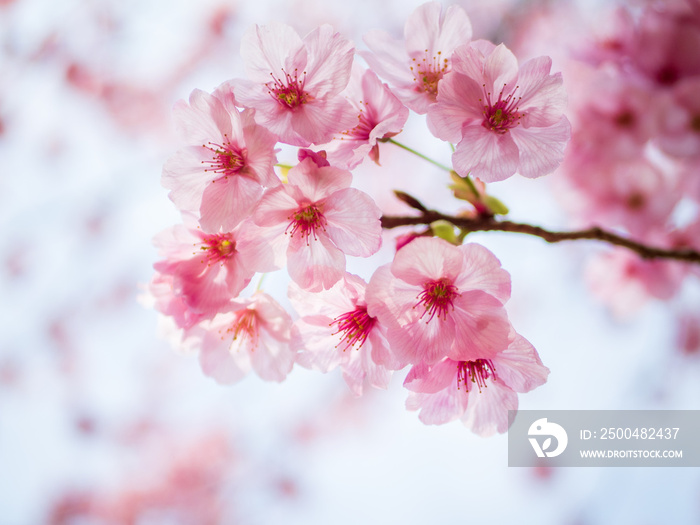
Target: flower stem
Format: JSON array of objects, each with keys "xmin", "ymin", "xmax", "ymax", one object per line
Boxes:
[
  {"xmin": 256, "ymin": 273, "xmax": 267, "ymax": 291},
  {"xmin": 387, "ymin": 139, "xmax": 453, "ymax": 172}
]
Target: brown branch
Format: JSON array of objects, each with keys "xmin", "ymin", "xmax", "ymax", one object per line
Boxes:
[{"xmin": 381, "ymin": 211, "xmax": 700, "ymax": 264}]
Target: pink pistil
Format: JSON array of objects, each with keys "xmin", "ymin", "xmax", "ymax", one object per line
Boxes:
[
  {"xmin": 286, "ymin": 204, "xmax": 327, "ymax": 241},
  {"xmin": 480, "ymin": 83, "xmax": 522, "ymax": 134},
  {"xmin": 457, "ymin": 359, "xmax": 497, "ymax": 393},
  {"xmin": 267, "ymin": 69, "xmax": 309, "ymax": 109},
  {"xmin": 330, "ymin": 306, "xmax": 376, "ymax": 351},
  {"xmin": 410, "ymin": 49, "xmax": 449, "ymax": 97},
  {"xmin": 199, "ymin": 233, "xmax": 236, "ymax": 264},
  {"xmin": 223, "ymin": 309, "xmax": 258, "ymax": 349},
  {"xmin": 415, "ymin": 278, "xmax": 460, "ymax": 322},
  {"xmin": 201, "ymin": 135, "xmax": 246, "ymax": 178}
]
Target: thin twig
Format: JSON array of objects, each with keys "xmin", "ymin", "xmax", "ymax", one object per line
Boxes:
[{"xmin": 381, "ymin": 211, "xmax": 700, "ymax": 264}]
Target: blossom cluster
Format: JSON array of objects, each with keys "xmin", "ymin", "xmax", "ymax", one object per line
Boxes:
[
  {"xmin": 146, "ymin": 2, "xmax": 565, "ymax": 435},
  {"xmin": 553, "ymin": 2, "xmax": 700, "ymax": 321}
]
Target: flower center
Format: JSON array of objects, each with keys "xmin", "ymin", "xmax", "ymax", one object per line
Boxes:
[
  {"xmin": 267, "ymin": 68, "xmax": 309, "ymax": 110},
  {"xmin": 199, "ymin": 233, "xmax": 236, "ymax": 264},
  {"xmin": 224, "ymin": 309, "xmax": 258, "ymax": 350},
  {"xmin": 457, "ymin": 359, "xmax": 497, "ymax": 393},
  {"xmin": 626, "ymin": 192, "xmax": 646, "ymax": 210},
  {"xmin": 410, "ymin": 49, "xmax": 449, "ymax": 99},
  {"xmin": 201, "ymin": 134, "xmax": 246, "ymax": 179},
  {"xmin": 615, "ymin": 110, "xmax": 636, "ymax": 128},
  {"xmin": 415, "ymin": 278, "xmax": 459, "ymax": 322},
  {"xmin": 286, "ymin": 203, "xmax": 327, "ymax": 242},
  {"xmin": 691, "ymin": 115, "xmax": 700, "ymax": 133},
  {"xmin": 339, "ymin": 101, "xmax": 375, "ymax": 141},
  {"xmin": 655, "ymin": 65, "xmax": 679, "ymax": 86},
  {"xmin": 480, "ymin": 83, "xmax": 522, "ymax": 134},
  {"xmin": 330, "ymin": 306, "xmax": 376, "ymax": 351}
]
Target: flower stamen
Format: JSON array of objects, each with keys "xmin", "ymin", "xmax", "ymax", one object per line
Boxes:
[
  {"xmin": 410, "ymin": 49, "xmax": 449, "ymax": 99},
  {"xmin": 286, "ymin": 204, "xmax": 327, "ymax": 243},
  {"xmin": 480, "ymin": 83, "xmax": 522, "ymax": 134},
  {"xmin": 267, "ymin": 68, "xmax": 309, "ymax": 110},
  {"xmin": 457, "ymin": 359, "xmax": 497, "ymax": 393},
  {"xmin": 222, "ymin": 309, "xmax": 258, "ymax": 350},
  {"xmin": 201, "ymin": 134, "xmax": 246, "ymax": 179},
  {"xmin": 415, "ymin": 278, "xmax": 459, "ymax": 322},
  {"xmin": 197, "ymin": 233, "xmax": 237, "ymax": 265},
  {"xmin": 330, "ymin": 306, "xmax": 376, "ymax": 351}
]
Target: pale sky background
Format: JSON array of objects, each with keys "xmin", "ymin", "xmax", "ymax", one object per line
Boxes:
[{"xmin": 1, "ymin": 0, "xmax": 699, "ymax": 523}]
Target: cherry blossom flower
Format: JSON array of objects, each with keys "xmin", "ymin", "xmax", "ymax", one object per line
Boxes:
[
  {"xmin": 428, "ymin": 41, "xmax": 570, "ymax": 182},
  {"xmin": 361, "ymin": 1, "xmax": 472, "ymax": 114},
  {"xmin": 152, "ymin": 216, "xmax": 282, "ymax": 318},
  {"xmin": 565, "ymin": 69, "xmax": 659, "ymax": 162},
  {"xmin": 230, "ymin": 23, "xmax": 356, "ymax": 146},
  {"xmin": 253, "ymin": 156, "xmax": 382, "ymax": 291},
  {"xmin": 366, "ymin": 237, "xmax": 512, "ymax": 367},
  {"xmin": 627, "ymin": 6, "xmax": 700, "ymax": 88},
  {"xmin": 585, "ymin": 247, "xmax": 689, "ymax": 319},
  {"xmin": 289, "ymin": 274, "xmax": 397, "ymax": 396},
  {"xmin": 576, "ymin": 7, "xmax": 636, "ymax": 68},
  {"xmin": 162, "ymin": 88, "xmax": 279, "ymax": 233},
  {"xmin": 196, "ymin": 293, "xmax": 294, "ymax": 384},
  {"xmin": 657, "ymin": 77, "xmax": 700, "ymax": 158},
  {"xmin": 555, "ymin": 156, "xmax": 680, "ymax": 238},
  {"xmin": 321, "ymin": 65, "xmax": 408, "ymax": 169},
  {"xmin": 404, "ymin": 333, "xmax": 549, "ymax": 435},
  {"xmin": 142, "ymin": 272, "xmax": 207, "ymax": 333}
]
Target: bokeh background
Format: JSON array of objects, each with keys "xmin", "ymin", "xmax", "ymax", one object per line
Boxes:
[{"xmin": 1, "ymin": 0, "xmax": 699, "ymax": 523}]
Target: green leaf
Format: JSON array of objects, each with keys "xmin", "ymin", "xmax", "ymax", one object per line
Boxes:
[
  {"xmin": 430, "ymin": 220, "xmax": 458, "ymax": 244},
  {"xmin": 484, "ymin": 195, "xmax": 509, "ymax": 215}
]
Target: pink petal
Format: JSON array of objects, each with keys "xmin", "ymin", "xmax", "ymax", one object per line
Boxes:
[
  {"xmin": 453, "ymin": 243, "xmax": 511, "ymax": 303},
  {"xmin": 176, "ymin": 258, "xmax": 241, "ymax": 313},
  {"xmin": 451, "ymin": 42, "xmax": 488, "ymax": 80},
  {"xmin": 404, "ymin": 358, "xmax": 458, "ymax": 394},
  {"xmin": 287, "ymin": 233, "xmax": 345, "ymax": 291},
  {"xmin": 461, "ymin": 379, "xmax": 517, "ymax": 436},
  {"xmin": 291, "ymin": 97, "xmax": 357, "ymax": 145},
  {"xmin": 236, "ymin": 221, "xmax": 287, "ymax": 273},
  {"xmin": 390, "ymin": 236, "xmax": 465, "ymax": 285},
  {"xmin": 199, "ymin": 176, "xmax": 263, "ymax": 233},
  {"xmin": 510, "ymin": 116, "xmax": 571, "ymax": 179},
  {"xmin": 361, "ymin": 30, "xmax": 413, "ymax": 87},
  {"xmin": 493, "ymin": 333, "xmax": 550, "ymax": 393},
  {"xmin": 323, "ymin": 188, "xmax": 382, "ymax": 257},
  {"xmin": 428, "ymin": 69, "xmax": 484, "ymax": 142},
  {"xmin": 516, "ymin": 57, "xmax": 567, "ymax": 128},
  {"xmin": 173, "ymin": 89, "xmax": 231, "ymax": 144},
  {"xmin": 483, "ymin": 44, "xmax": 519, "ymax": 95},
  {"xmin": 302, "ymin": 25, "xmax": 354, "ymax": 98},
  {"xmin": 406, "ymin": 388, "xmax": 466, "ymax": 425},
  {"xmin": 253, "ymin": 185, "xmax": 301, "ymax": 227},
  {"xmin": 162, "ymin": 146, "xmax": 214, "ymax": 212},
  {"xmin": 452, "ymin": 125, "xmax": 519, "ymax": 182},
  {"xmin": 404, "ymin": 3, "xmax": 472, "ymax": 57},
  {"xmin": 199, "ymin": 338, "xmax": 250, "ymax": 385},
  {"xmin": 386, "ymin": 309, "xmax": 456, "ymax": 366},
  {"xmin": 287, "ymin": 158, "xmax": 352, "ymax": 202},
  {"xmin": 250, "ymin": 327, "xmax": 294, "ymax": 383},
  {"xmin": 449, "ymin": 291, "xmax": 512, "ymax": 361},
  {"xmin": 232, "ymin": 79, "xmax": 309, "ymax": 146},
  {"xmin": 241, "ymin": 23, "xmax": 307, "ymax": 83},
  {"xmin": 292, "ymin": 316, "xmax": 345, "ymax": 372},
  {"xmin": 288, "ymin": 276, "xmax": 358, "ymax": 318}
]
